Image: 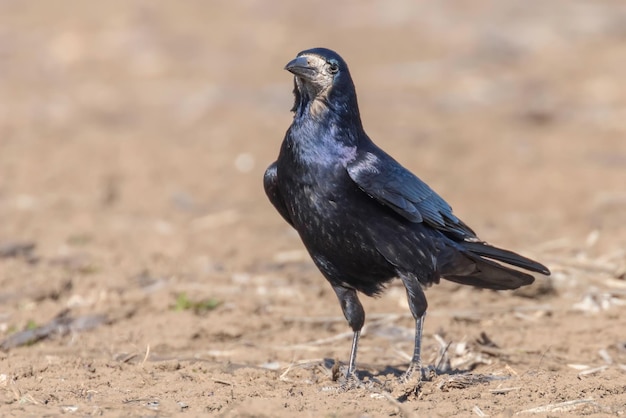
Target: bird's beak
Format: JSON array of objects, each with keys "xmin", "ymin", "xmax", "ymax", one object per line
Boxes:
[{"xmin": 285, "ymin": 55, "xmax": 317, "ymax": 79}]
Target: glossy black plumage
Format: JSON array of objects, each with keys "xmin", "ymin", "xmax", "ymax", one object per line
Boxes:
[{"xmin": 264, "ymin": 48, "xmax": 550, "ymax": 382}]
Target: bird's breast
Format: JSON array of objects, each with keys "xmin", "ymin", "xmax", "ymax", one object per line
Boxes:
[{"xmin": 278, "ymin": 161, "xmax": 397, "ymax": 291}]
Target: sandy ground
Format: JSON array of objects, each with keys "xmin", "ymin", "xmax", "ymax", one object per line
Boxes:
[{"xmin": 1, "ymin": 1, "xmax": 625, "ymax": 416}]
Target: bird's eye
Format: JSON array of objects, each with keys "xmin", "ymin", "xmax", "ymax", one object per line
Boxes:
[{"xmin": 328, "ymin": 63, "xmax": 339, "ymax": 74}]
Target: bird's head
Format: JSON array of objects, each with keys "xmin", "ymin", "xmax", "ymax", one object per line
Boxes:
[{"xmin": 285, "ymin": 48, "xmax": 359, "ymax": 119}]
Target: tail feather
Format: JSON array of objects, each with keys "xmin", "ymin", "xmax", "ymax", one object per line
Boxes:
[
  {"xmin": 438, "ymin": 242, "xmax": 550, "ymax": 290},
  {"xmin": 442, "ymin": 253, "xmax": 535, "ymax": 290},
  {"xmin": 461, "ymin": 241, "xmax": 550, "ymax": 275}
]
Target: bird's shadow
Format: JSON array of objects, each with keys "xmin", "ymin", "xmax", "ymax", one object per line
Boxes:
[
  {"xmin": 322, "ymin": 358, "xmax": 470, "ymax": 383},
  {"xmin": 321, "ymin": 358, "xmax": 509, "ymax": 402}
]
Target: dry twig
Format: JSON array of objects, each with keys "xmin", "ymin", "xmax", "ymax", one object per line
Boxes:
[{"xmin": 517, "ymin": 398, "xmax": 597, "ymax": 414}]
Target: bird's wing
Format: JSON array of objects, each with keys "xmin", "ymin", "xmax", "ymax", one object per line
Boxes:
[
  {"xmin": 347, "ymin": 148, "xmax": 476, "ymax": 239},
  {"xmin": 263, "ymin": 162, "xmax": 294, "ymax": 227}
]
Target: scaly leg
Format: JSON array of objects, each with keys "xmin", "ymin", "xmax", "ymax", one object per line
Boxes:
[
  {"xmin": 347, "ymin": 329, "xmax": 361, "ymax": 376},
  {"xmin": 399, "ymin": 274, "xmax": 428, "ymax": 383},
  {"xmin": 403, "ymin": 313, "xmax": 426, "ymax": 382}
]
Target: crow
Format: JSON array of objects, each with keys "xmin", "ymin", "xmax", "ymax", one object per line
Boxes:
[{"xmin": 264, "ymin": 47, "xmax": 550, "ymax": 384}]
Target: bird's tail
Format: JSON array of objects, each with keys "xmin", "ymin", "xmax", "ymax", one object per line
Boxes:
[{"xmin": 438, "ymin": 241, "xmax": 550, "ymax": 290}]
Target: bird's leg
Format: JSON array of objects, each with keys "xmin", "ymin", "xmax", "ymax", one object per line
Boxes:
[
  {"xmin": 347, "ymin": 329, "xmax": 361, "ymax": 376},
  {"xmin": 403, "ymin": 313, "xmax": 425, "ymax": 382},
  {"xmin": 399, "ymin": 274, "xmax": 428, "ymax": 384},
  {"xmin": 331, "ymin": 285, "xmax": 365, "ymax": 382}
]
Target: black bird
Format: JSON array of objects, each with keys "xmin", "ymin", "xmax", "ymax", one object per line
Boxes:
[{"xmin": 264, "ymin": 48, "xmax": 550, "ymax": 382}]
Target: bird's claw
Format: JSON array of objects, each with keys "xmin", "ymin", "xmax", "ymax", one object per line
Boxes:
[
  {"xmin": 338, "ymin": 370, "xmax": 364, "ymax": 391},
  {"xmin": 327, "ymin": 364, "xmax": 384, "ymax": 392},
  {"xmin": 391, "ymin": 363, "xmax": 431, "ymax": 400},
  {"xmin": 399, "ymin": 362, "xmax": 436, "ymax": 385},
  {"xmin": 321, "ymin": 369, "xmax": 365, "ymax": 393}
]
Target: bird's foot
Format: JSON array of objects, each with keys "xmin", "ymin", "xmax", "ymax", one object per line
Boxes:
[
  {"xmin": 399, "ymin": 362, "xmax": 436, "ymax": 384},
  {"xmin": 399, "ymin": 362, "xmax": 423, "ymax": 384},
  {"xmin": 392, "ymin": 363, "xmax": 434, "ymax": 400},
  {"xmin": 338, "ymin": 370, "xmax": 365, "ymax": 391},
  {"xmin": 322, "ymin": 363, "xmax": 381, "ymax": 393},
  {"xmin": 321, "ymin": 370, "xmax": 365, "ymax": 393},
  {"xmin": 397, "ymin": 362, "xmax": 437, "ymax": 393}
]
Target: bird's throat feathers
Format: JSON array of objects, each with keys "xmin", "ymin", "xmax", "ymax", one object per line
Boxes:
[{"xmin": 291, "ymin": 76, "xmax": 362, "ymax": 126}]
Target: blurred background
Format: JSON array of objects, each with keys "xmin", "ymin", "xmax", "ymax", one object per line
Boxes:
[
  {"xmin": 1, "ymin": 1, "xmax": 625, "ymax": 264},
  {"xmin": 0, "ymin": 0, "xmax": 625, "ymax": 414}
]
